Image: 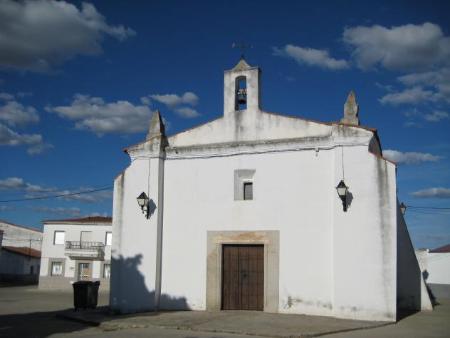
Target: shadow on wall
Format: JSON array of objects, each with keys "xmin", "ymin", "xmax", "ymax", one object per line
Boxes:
[
  {"xmin": 396, "ymin": 201, "xmax": 424, "ymax": 320},
  {"xmin": 346, "ymin": 191, "xmax": 354, "ymax": 210},
  {"xmin": 110, "ymin": 254, "xmax": 189, "ymax": 313},
  {"xmin": 422, "ymin": 270, "xmax": 438, "ymax": 306}
]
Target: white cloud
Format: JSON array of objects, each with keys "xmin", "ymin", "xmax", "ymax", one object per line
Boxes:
[
  {"xmin": 0, "ymin": 92, "xmax": 14, "ymax": 100},
  {"xmin": 0, "ymin": 177, "xmax": 52, "ymax": 193},
  {"xmin": 273, "ymin": 45, "xmax": 349, "ymax": 70},
  {"xmin": 343, "ymin": 23, "xmax": 450, "ymax": 71},
  {"xmin": 0, "ymin": 0, "xmax": 135, "ymax": 72},
  {"xmin": 56, "ymin": 188, "xmax": 112, "ymax": 203},
  {"xmin": 403, "ymin": 121, "xmax": 421, "ymax": 128},
  {"xmin": 147, "ymin": 92, "xmax": 201, "ymax": 118},
  {"xmin": 0, "ymin": 124, "xmax": 51, "ymax": 154},
  {"xmin": 398, "ymin": 68, "xmax": 450, "ymax": 103},
  {"xmin": 379, "ymin": 86, "xmax": 435, "ymax": 105},
  {"xmin": 0, "ymin": 100, "xmax": 39, "ymax": 126},
  {"xmin": 140, "ymin": 96, "xmax": 151, "ymax": 105},
  {"xmin": 424, "ymin": 111, "xmax": 449, "ymax": 122},
  {"xmin": 0, "ymin": 97, "xmax": 50, "ymax": 154},
  {"xmin": 47, "ymin": 94, "xmax": 153, "ymax": 135},
  {"xmin": 0, "ymin": 176, "xmax": 112, "ymax": 203},
  {"xmin": 150, "ymin": 92, "xmax": 199, "ymax": 107},
  {"xmin": 174, "ymin": 107, "xmax": 200, "ymax": 118},
  {"xmin": 17, "ymin": 92, "xmax": 33, "ymax": 98},
  {"xmin": 30, "ymin": 206, "xmax": 81, "ymax": 216},
  {"xmin": 0, "ymin": 177, "xmax": 27, "ymax": 190},
  {"xmin": 383, "ymin": 150, "xmax": 442, "ymax": 164},
  {"xmin": 412, "ymin": 187, "xmax": 450, "ymax": 198}
]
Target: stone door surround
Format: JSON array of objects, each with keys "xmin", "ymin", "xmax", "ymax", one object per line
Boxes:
[{"xmin": 206, "ymin": 230, "xmax": 279, "ymax": 312}]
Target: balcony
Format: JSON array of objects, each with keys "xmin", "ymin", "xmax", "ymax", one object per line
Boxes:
[{"xmin": 65, "ymin": 241, "xmax": 105, "ymax": 260}]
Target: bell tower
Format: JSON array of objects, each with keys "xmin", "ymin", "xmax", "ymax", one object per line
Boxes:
[{"xmin": 224, "ymin": 58, "xmax": 261, "ymax": 117}]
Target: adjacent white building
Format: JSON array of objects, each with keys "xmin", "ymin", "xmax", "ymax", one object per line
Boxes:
[
  {"xmin": 416, "ymin": 244, "xmax": 450, "ymax": 299},
  {"xmin": 39, "ymin": 216, "xmax": 112, "ymax": 291},
  {"xmin": 110, "ymin": 59, "xmax": 431, "ymax": 321},
  {"xmin": 0, "ymin": 220, "xmax": 42, "ymax": 283}
]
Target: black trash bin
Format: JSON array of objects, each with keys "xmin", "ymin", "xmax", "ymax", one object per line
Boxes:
[{"xmin": 72, "ymin": 281, "xmax": 100, "ymax": 310}]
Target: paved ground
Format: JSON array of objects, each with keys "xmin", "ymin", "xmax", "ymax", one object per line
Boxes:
[{"xmin": 0, "ymin": 286, "xmax": 449, "ymax": 337}]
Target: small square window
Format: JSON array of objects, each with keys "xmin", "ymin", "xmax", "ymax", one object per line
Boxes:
[
  {"xmin": 51, "ymin": 262, "xmax": 63, "ymax": 276},
  {"xmin": 243, "ymin": 182, "xmax": 253, "ymax": 200},
  {"xmin": 54, "ymin": 231, "xmax": 65, "ymax": 245}
]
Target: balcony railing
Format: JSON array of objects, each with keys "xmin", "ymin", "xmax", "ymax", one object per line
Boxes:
[{"xmin": 65, "ymin": 241, "xmax": 105, "ymax": 259}]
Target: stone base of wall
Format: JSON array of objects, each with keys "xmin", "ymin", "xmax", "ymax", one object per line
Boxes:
[{"xmin": 39, "ymin": 276, "xmax": 110, "ymax": 291}]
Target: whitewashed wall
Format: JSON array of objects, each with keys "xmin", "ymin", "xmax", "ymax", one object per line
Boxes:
[
  {"xmin": 110, "ymin": 61, "xmax": 426, "ymax": 321},
  {"xmin": 0, "ymin": 221, "xmax": 42, "ymax": 250},
  {"xmin": 111, "ymin": 134, "xmax": 401, "ymax": 320},
  {"xmin": 417, "ymin": 251, "xmax": 450, "ymax": 285}
]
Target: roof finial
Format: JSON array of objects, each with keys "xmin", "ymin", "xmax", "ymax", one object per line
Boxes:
[
  {"xmin": 341, "ymin": 90, "xmax": 360, "ymax": 126},
  {"xmin": 146, "ymin": 110, "xmax": 165, "ymax": 140},
  {"xmin": 232, "ymin": 42, "xmax": 252, "ymax": 60}
]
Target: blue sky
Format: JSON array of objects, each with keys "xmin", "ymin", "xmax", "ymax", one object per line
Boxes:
[{"xmin": 0, "ymin": 0, "xmax": 449, "ymax": 249}]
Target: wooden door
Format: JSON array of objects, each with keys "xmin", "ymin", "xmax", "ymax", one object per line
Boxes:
[{"xmin": 222, "ymin": 245, "xmax": 264, "ymax": 310}]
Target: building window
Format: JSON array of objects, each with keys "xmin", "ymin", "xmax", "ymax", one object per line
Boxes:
[
  {"xmin": 53, "ymin": 231, "xmax": 65, "ymax": 245},
  {"xmin": 103, "ymin": 263, "xmax": 111, "ymax": 279},
  {"xmin": 234, "ymin": 169, "xmax": 255, "ymax": 201},
  {"xmin": 80, "ymin": 231, "xmax": 93, "ymax": 242},
  {"xmin": 243, "ymin": 182, "xmax": 253, "ymax": 200},
  {"xmin": 235, "ymin": 76, "xmax": 247, "ymax": 111},
  {"xmin": 105, "ymin": 232, "xmax": 112, "ymax": 246},
  {"xmin": 51, "ymin": 262, "xmax": 63, "ymax": 276}
]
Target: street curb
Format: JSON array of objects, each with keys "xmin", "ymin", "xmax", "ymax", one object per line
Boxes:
[
  {"xmin": 56, "ymin": 311, "xmax": 395, "ymax": 337},
  {"xmin": 55, "ymin": 312, "xmax": 102, "ymax": 327}
]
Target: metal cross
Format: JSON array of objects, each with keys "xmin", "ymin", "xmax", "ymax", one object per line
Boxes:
[{"xmin": 232, "ymin": 42, "xmax": 252, "ymax": 59}]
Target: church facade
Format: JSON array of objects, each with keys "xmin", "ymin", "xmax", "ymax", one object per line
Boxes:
[{"xmin": 110, "ymin": 59, "xmax": 432, "ymax": 321}]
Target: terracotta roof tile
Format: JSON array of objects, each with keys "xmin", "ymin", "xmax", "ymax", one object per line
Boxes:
[
  {"xmin": 43, "ymin": 216, "xmax": 112, "ymax": 224},
  {"xmin": 430, "ymin": 244, "xmax": 450, "ymax": 253}
]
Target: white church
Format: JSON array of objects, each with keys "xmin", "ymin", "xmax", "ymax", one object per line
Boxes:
[{"xmin": 110, "ymin": 59, "xmax": 432, "ymax": 321}]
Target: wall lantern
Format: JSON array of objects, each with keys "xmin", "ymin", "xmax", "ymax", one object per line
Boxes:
[
  {"xmin": 336, "ymin": 180, "xmax": 349, "ymax": 212},
  {"xmin": 137, "ymin": 192, "xmax": 149, "ymax": 218},
  {"xmin": 400, "ymin": 202, "xmax": 407, "ymax": 215}
]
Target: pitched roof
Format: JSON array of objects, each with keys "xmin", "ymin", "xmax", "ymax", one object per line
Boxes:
[
  {"xmin": 430, "ymin": 244, "xmax": 450, "ymax": 253},
  {"xmin": 43, "ymin": 216, "xmax": 112, "ymax": 224},
  {"xmin": 2, "ymin": 246, "xmax": 41, "ymax": 258},
  {"xmin": 231, "ymin": 58, "xmax": 252, "ymax": 71},
  {"xmin": 0, "ymin": 219, "xmax": 42, "ymax": 233}
]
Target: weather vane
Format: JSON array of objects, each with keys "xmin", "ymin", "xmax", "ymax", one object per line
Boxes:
[{"xmin": 232, "ymin": 42, "xmax": 253, "ymax": 60}]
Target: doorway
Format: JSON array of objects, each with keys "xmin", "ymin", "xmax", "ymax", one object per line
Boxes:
[
  {"xmin": 222, "ymin": 244, "xmax": 264, "ymax": 310},
  {"xmin": 77, "ymin": 262, "xmax": 91, "ymax": 281}
]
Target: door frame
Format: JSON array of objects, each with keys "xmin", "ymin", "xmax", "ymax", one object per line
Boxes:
[
  {"xmin": 206, "ymin": 230, "xmax": 279, "ymax": 312},
  {"xmin": 75, "ymin": 260, "xmax": 92, "ymax": 281}
]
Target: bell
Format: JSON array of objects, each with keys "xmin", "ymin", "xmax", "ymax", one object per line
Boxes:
[{"xmin": 237, "ymin": 88, "xmax": 247, "ymax": 104}]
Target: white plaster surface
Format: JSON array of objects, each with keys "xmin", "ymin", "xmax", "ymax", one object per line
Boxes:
[
  {"xmin": 417, "ymin": 251, "xmax": 450, "ymax": 285},
  {"xmin": 0, "ymin": 221, "xmax": 42, "ymax": 250},
  {"xmin": 111, "ymin": 60, "xmax": 424, "ymax": 322}
]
